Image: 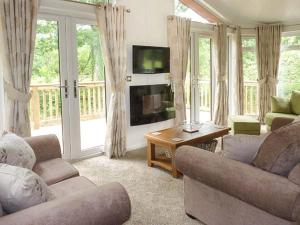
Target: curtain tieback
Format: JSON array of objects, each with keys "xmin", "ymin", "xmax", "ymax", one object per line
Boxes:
[
  {"xmin": 257, "ymin": 77, "xmax": 278, "ymax": 85},
  {"xmin": 4, "ymin": 82, "xmax": 31, "ymax": 103}
]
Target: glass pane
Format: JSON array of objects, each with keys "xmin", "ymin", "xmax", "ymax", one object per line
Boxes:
[
  {"xmin": 281, "ymin": 36, "xmax": 300, "ymax": 47},
  {"xmin": 73, "ymin": 0, "xmax": 115, "ymax": 4},
  {"xmin": 198, "ymin": 37, "xmax": 211, "ymax": 122},
  {"xmin": 278, "ymin": 49, "xmax": 300, "ymax": 98},
  {"xmin": 76, "ymin": 24, "xmax": 106, "ymax": 151},
  {"xmin": 31, "ymin": 19, "xmax": 64, "ymax": 153},
  {"xmin": 242, "ymin": 37, "xmax": 258, "ymax": 115},
  {"xmin": 174, "ymin": 0, "xmax": 208, "ymax": 23},
  {"xmin": 185, "ymin": 53, "xmax": 191, "ymax": 122}
]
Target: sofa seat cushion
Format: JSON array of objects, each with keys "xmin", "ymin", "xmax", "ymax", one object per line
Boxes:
[
  {"xmin": 49, "ymin": 176, "xmax": 96, "ymax": 199},
  {"xmin": 33, "ymin": 158, "xmax": 79, "ymax": 185},
  {"xmin": 228, "ymin": 116, "xmax": 260, "ymax": 135},
  {"xmin": 265, "ymin": 112, "xmax": 298, "ymax": 126}
]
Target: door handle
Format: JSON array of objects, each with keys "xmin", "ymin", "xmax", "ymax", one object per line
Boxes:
[
  {"xmin": 53, "ymin": 80, "xmax": 68, "ymax": 98},
  {"xmin": 74, "ymin": 80, "xmax": 77, "ymax": 98}
]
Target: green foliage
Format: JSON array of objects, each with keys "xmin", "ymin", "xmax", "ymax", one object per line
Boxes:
[
  {"xmin": 32, "ymin": 20, "xmax": 105, "ymax": 84},
  {"xmin": 278, "ymin": 50, "xmax": 300, "ymax": 97},
  {"xmin": 198, "ymin": 37, "xmax": 211, "ymax": 80}
]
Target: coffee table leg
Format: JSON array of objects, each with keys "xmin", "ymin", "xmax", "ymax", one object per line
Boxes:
[
  {"xmin": 170, "ymin": 146, "xmax": 179, "ymax": 178},
  {"xmin": 147, "ymin": 141, "xmax": 155, "ymax": 167}
]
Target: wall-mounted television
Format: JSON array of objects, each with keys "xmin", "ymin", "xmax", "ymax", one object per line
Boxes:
[{"xmin": 132, "ymin": 45, "xmax": 170, "ymax": 74}]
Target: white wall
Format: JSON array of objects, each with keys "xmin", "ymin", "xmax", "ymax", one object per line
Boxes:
[{"xmin": 117, "ymin": 0, "xmax": 175, "ymax": 150}]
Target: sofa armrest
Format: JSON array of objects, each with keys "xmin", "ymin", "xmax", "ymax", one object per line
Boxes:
[
  {"xmin": 271, "ymin": 117, "xmax": 294, "ymax": 131},
  {"xmin": 25, "ymin": 135, "xmax": 62, "ymax": 162},
  {"xmin": 0, "ymin": 182, "xmax": 131, "ymax": 225},
  {"xmin": 175, "ymin": 146, "xmax": 300, "ymax": 222}
]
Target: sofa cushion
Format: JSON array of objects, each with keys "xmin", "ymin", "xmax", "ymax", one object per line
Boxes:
[
  {"xmin": 288, "ymin": 164, "xmax": 300, "ymax": 186},
  {"xmin": 49, "ymin": 176, "xmax": 96, "ymax": 199},
  {"xmin": 0, "ymin": 132, "xmax": 36, "ymax": 169},
  {"xmin": 33, "ymin": 158, "xmax": 79, "ymax": 185},
  {"xmin": 0, "ymin": 202, "xmax": 3, "ymax": 217},
  {"xmin": 291, "ymin": 91, "xmax": 300, "ymax": 115},
  {"xmin": 265, "ymin": 112, "xmax": 298, "ymax": 126},
  {"xmin": 253, "ymin": 121, "xmax": 300, "ymax": 176},
  {"xmin": 0, "ymin": 163, "xmax": 52, "ymax": 213},
  {"xmin": 271, "ymin": 96, "xmax": 291, "ymax": 114},
  {"xmin": 222, "ymin": 133, "xmax": 269, "ymax": 164}
]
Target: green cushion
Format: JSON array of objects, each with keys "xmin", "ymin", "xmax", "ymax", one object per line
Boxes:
[
  {"xmin": 228, "ymin": 116, "xmax": 260, "ymax": 134},
  {"xmin": 265, "ymin": 112, "xmax": 298, "ymax": 126},
  {"xmin": 291, "ymin": 91, "xmax": 300, "ymax": 115},
  {"xmin": 271, "ymin": 96, "xmax": 291, "ymax": 114}
]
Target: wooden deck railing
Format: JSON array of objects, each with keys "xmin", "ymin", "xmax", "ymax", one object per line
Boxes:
[
  {"xmin": 30, "ymin": 81, "xmax": 106, "ymax": 129},
  {"xmin": 192, "ymin": 80, "xmax": 258, "ymax": 115},
  {"xmin": 244, "ymin": 81, "xmax": 258, "ymax": 115}
]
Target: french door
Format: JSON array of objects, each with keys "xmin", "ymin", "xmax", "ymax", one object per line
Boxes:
[
  {"xmin": 30, "ymin": 14, "xmax": 106, "ymax": 160},
  {"xmin": 190, "ymin": 33, "xmax": 214, "ymax": 123}
]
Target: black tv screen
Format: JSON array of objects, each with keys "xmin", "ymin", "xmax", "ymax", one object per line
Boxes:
[{"xmin": 133, "ymin": 45, "xmax": 170, "ymax": 74}]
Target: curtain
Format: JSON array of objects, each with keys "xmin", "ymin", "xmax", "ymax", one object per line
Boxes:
[
  {"xmin": 167, "ymin": 16, "xmax": 191, "ymax": 125},
  {"xmin": 0, "ymin": 0, "xmax": 38, "ymax": 137},
  {"xmin": 233, "ymin": 26, "xmax": 244, "ymax": 115},
  {"xmin": 256, "ymin": 25, "xmax": 282, "ymax": 122},
  {"xmin": 96, "ymin": 4, "xmax": 127, "ymax": 158},
  {"xmin": 213, "ymin": 24, "xmax": 228, "ymax": 126}
]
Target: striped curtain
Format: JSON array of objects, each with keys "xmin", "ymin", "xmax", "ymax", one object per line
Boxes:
[
  {"xmin": 233, "ymin": 26, "xmax": 244, "ymax": 115},
  {"xmin": 256, "ymin": 25, "xmax": 282, "ymax": 122},
  {"xmin": 213, "ymin": 24, "xmax": 228, "ymax": 126}
]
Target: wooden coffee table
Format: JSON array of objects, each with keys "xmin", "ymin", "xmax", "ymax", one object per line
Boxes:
[{"xmin": 144, "ymin": 124, "xmax": 230, "ymax": 178}]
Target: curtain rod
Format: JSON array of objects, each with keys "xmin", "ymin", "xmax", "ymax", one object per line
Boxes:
[{"xmin": 63, "ymin": 0, "xmax": 131, "ymax": 13}]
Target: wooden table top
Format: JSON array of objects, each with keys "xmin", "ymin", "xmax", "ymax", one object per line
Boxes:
[{"xmin": 145, "ymin": 123, "xmax": 231, "ymax": 147}]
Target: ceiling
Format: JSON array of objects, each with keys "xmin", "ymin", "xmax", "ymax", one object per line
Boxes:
[{"xmin": 197, "ymin": 0, "xmax": 300, "ymax": 25}]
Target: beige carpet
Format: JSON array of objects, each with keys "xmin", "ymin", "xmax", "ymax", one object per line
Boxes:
[{"xmin": 73, "ymin": 149, "xmax": 202, "ymax": 225}]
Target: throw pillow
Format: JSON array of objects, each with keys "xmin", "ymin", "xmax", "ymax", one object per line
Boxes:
[
  {"xmin": 271, "ymin": 96, "xmax": 291, "ymax": 114},
  {"xmin": 222, "ymin": 133, "xmax": 269, "ymax": 164},
  {"xmin": 0, "ymin": 163, "xmax": 52, "ymax": 213},
  {"xmin": 252, "ymin": 121, "xmax": 300, "ymax": 176},
  {"xmin": 0, "ymin": 132, "xmax": 36, "ymax": 170},
  {"xmin": 291, "ymin": 91, "xmax": 300, "ymax": 115}
]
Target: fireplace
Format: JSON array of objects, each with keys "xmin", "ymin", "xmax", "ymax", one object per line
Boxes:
[{"xmin": 130, "ymin": 84, "xmax": 175, "ymax": 126}]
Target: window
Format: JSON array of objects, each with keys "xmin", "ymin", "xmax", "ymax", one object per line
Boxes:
[
  {"xmin": 278, "ymin": 35, "xmax": 300, "ymax": 98},
  {"xmin": 242, "ymin": 37, "xmax": 258, "ymax": 115},
  {"xmin": 174, "ymin": 0, "xmax": 208, "ymax": 23}
]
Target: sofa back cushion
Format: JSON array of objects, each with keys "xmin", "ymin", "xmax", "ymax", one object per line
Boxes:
[
  {"xmin": 253, "ymin": 121, "xmax": 300, "ymax": 176},
  {"xmin": 0, "ymin": 163, "xmax": 52, "ymax": 213},
  {"xmin": 0, "ymin": 132, "xmax": 36, "ymax": 170},
  {"xmin": 0, "ymin": 202, "xmax": 3, "ymax": 217},
  {"xmin": 291, "ymin": 91, "xmax": 300, "ymax": 115},
  {"xmin": 271, "ymin": 96, "xmax": 291, "ymax": 114}
]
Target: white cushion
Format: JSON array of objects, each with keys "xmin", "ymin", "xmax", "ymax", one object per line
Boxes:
[
  {"xmin": 0, "ymin": 132, "xmax": 36, "ymax": 169},
  {"xmin": 0, "ymin": 163, "xmax": 52, "ymax": 213},
  {"xmin": 222, "ymin": 133, "xmax": 269, "ymax": 164}
]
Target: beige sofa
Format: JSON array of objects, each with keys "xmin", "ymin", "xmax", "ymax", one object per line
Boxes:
[
  {"xmin": 0, "ymin": 135, "xmax": 131, "ymax": 225},
  {"xmin": 175, "ymin": 118, "xmax": 300, "ymax": 225}
]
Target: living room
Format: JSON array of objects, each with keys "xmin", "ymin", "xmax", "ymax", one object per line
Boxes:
[{"xmin": 0, "ymin": 0, "xmax": 300, "ymax": 225}]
